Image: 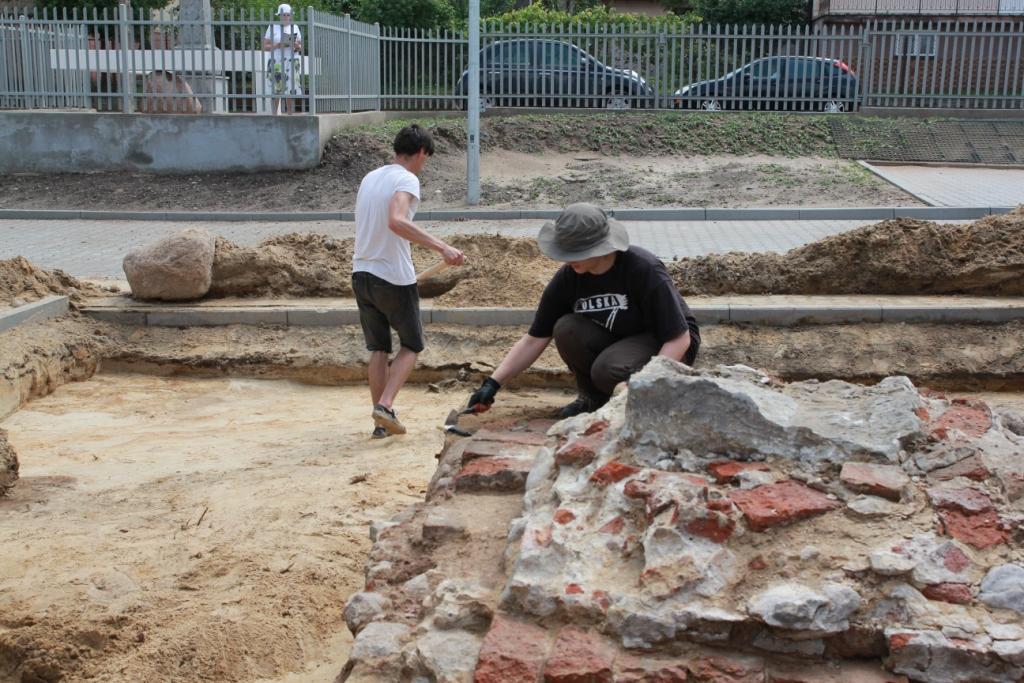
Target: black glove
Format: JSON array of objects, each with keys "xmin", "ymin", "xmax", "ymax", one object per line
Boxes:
[{"xmin": 468, "ymin": 377, "xmax": 501, "ymax": 412}]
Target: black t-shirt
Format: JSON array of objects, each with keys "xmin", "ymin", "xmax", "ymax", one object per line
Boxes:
[{"xmin": 528, "ymin": 246, "xmax": 700, "ymax": 347}]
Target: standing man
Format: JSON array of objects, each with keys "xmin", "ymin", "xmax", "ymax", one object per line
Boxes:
[
  {"xmin": 467, "ymin": 203, "xmax": 699, "ymax": 419},
  {"xmin": 353, "ymin": 124, "xmax": 465, "ymax": 439},
  {"xmin": 262, "ymin": 3, "xmax": 302, "ymax": 115}
]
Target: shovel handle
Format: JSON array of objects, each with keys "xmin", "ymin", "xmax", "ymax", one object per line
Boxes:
[{"xmin": 416, "ymin": 261, "xmax": 451, "ymax": 282}]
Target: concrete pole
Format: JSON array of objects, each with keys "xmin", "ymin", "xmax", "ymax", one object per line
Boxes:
[
  {"xmin": 177, "ymin": 0, "xmax": 222, "ymax": 113},
  {"xmin": 466, "ymin": 0, "xmax": 480, "ymax": 205}
]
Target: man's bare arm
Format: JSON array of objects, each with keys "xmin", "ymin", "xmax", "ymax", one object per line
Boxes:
[{"xmin": 388, "ymin": 192, "xmax": 464, "ymax": 265}]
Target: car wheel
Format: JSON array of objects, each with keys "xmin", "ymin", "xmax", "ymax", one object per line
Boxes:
[
  {"xmin": 604, "ymin": 95, "xmax": 631, "ymax": 110},
  {"xmin": 699, "ymin": 99, "xmax": 722, "ymax": 112},
  {"xmin": 823, "ymin": 99, "xmax": 846, "ymax": 114}
]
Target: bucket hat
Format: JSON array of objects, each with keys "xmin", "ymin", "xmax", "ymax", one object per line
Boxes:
[{"xmin": 537, "ymin": 203, "xmax": 630, "ymax": 262}]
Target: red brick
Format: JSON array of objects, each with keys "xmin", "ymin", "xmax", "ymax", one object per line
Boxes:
[
  {"xmin": 839, "ymin": 462, "xmax": 909, "ymax": 502},
  {"xmin": 686, "ymin": 512, "xmax": 736, "ymax": 544},
  {"xmin": 525, "ymin": 418, "xmax": 558, "ymax": 433},
  {"xmin": 542, "ymin": 627, "xmax": 614, "ymax": 683},
  {"xmin": 689, "ymin": 654, "xmax": 765, "ymax": 682},
  {"xmin": 927, "ymin": 487, "xmax": 994, "ymax": 513},
  {"xmin": 616, "ymin": 653, "xmax": 689, "ymax": 682},
  {"xmin": 554, "ymin": 509, "xmax": 576, "ymax": 525},
  {"xmin": 728, "ymin": 480, "xmax": 841, "ymax": 532},
  {"xmin": 889, "ymin": 633, "xmax": 914, "ymax": 651},
  {"xmin": 930, "ymin": 399, "xmax": 992, "ymax": 440},
  {"xmin": 927, "ymin": 454, "xmax": 990, "ymax": 482},
  {"xmin": 707, "ymin": 460, "xmax": 771, "ymax": 485},
  {"xmin": 938, "ymin": 509, "xmax": 1009, "ymax": 549},
  {"xmin": 565, "ymin": 583, "xmax": 584, "ymax": 595},
  {"xmin": 583, "ymin": 419, "xmax": 610, "ymax": 436},
  {"xmin": 598, "ymin": 516, "xmax": 625, "ymax": 535},
  {"xmin": 590, "ymin": 461, "xmax": 639, "ymax": 486},
  {"xmin": 473, "ymin": 428, "xmax": 551, "ymax": 447},
  {"xmin": 456, "ymin": 456, "xmax": 533, "ymax": 492},
  {"xmin": 749, "ymin": 556, "xmax": 768, "ymax": 570},
  {"xmin": 475, "ymin": 614, "xmax": 551, "ymax": 683},
  {"xmin": 555, "ymin": 432, "xmax": 606, "ymax": 468},
  {"xmin": 922, "ymin": 583, "xmax": 973, "ymax": 605},
  {"xmin": 941, "ymin": 544, "xmax": 971, "ymax": 573}
]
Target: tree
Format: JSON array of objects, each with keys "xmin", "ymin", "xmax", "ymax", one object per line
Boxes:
[
  {"xmin": 690, "ymin": 0, "xmax": 809, "ymax": 25},
  {"xmin": 354, "ymin": 0, "xmax": 456, "ymax": 28},
  {"xmin": 34, "ymin": 0, "xmax": 171, "ymax": 14}
]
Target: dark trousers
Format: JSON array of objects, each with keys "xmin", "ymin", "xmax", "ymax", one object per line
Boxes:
[{"xmin": 553, "ymin": 314, "xmax": 697, "ymax": 402}]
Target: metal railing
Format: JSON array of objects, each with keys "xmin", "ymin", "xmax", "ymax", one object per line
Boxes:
[
  {"xmin": 2, "ymin": 10, "xmax": 1023, "ymax": 114},
  {"xmin": 818, "ymin": 0, "xmax": 1024, "ymax": 15},
  {"xmin": 0, "ymin": 6, "xmax": 380, "ymax": 114}
]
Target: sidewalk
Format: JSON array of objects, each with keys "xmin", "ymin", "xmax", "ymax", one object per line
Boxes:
[
  {"xmin": 0, "ymin": 217, "xmax": 953, "ymax": 278},
  {"xmin": 862, "ymin": 163, "xmax": 1024, "ymax": 207}
]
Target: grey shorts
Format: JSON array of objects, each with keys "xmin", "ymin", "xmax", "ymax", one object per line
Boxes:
[{"xmin": 352, "ymin": 271, "xmax": 425, "ymax": 354}]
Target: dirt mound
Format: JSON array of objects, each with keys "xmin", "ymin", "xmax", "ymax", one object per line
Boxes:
[
  {"xmin": 0, "ymin": 257, "xmax": 99, "ymax": 306},
  {"xmin": 669, "ymin": 207, "xmax": 1024, "ymax": 296},
  {"xmin": 210, "ymin": 233, "xmax": 355, "ymax": 298},
  {"xmin": 0, "ymin": 428, "xmax": 16, "ymax": 495},
  {"xmin": 208, "ymin": 233, "xmax": 556, "ymax": 307}
]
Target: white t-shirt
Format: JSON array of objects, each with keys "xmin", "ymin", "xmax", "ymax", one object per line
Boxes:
[
  {"xmin": 353, "ymin": 164, "xmax": 421, "ymax": 286},
  {"xmin": 264, "ymin": 24, "xmax": 301, "ymax": 61}
]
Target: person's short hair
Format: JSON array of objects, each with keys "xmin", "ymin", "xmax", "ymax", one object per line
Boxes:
[{"xmin": 393, "ymin": 124, "xmax": 435, "ymax": 157}]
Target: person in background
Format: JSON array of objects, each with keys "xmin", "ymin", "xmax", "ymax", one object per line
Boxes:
[{"xmin": 263, "ymin": 3, "xmax": 302, "ymax": 115}]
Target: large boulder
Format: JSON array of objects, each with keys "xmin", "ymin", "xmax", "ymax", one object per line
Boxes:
[
  {"xmin": 124, "ymin": 229, "xmax": 216, "ymax": 301},
  {"xmin": 1, "ymin": 428, "xmax": 18, "ymax": 495}
]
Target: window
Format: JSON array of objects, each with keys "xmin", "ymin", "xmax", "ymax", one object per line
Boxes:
[
  {"xmin": 895, "ymin": 33, "xmax": 936, "ymax": 57},
  {"xmin": 487, "ymin": 42, "xmax": 530, "ymax": 67},
  {"xmin": 542, "ymin": 42, "xmax": 580, "ymax": 67},
  {"xmin": 749, "ymin": 58, "xmax": 782, "ymax": 78}
]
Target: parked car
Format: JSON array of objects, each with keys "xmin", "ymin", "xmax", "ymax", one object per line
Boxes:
[
  {"xmin": 456, "ymin": 39, "xmax": 654, "ymax": 110},
  {"xmin": 673, "ymin": 56, "xmax": 858, "ymax": 112}
]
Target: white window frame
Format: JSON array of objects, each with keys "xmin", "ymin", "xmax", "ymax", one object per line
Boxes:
[{"xmin": 895, "ymin": 32, "xmax": 937, "ymax": 57}]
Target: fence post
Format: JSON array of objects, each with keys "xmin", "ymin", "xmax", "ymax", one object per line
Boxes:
[
  {"xmin": 466, "ymin": 0, "xmax": 480, "ymax": 205},
  {"xmin": 306, "ymin": 7, "xmax": 316, "ymax": 114},
  {"xmin": 118, "ymin": 3, "xmax": 133, "ymax": 113},
  {"xmin": 346, "ymin": 13, "xmax": 353, "ymax": 113},
  {"xmin": 861, "ymin": 21, "xmax": 873, "ymax": 110}
]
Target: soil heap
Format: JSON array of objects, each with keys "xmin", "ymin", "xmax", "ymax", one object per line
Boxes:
[
  {"xmin": 0, "ymin": 257, "xmax": 99, "ymax": 307},
  {"xmin": 668, "ymin": 206, "xmax": 1024, "ymax": 296}
]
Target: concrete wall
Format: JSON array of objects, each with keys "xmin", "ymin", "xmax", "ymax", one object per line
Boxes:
[{"xmin": 0, "ymin": 111, "xmax": 322, "ymax": 173}]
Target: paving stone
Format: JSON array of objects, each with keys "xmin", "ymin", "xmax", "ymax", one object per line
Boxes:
[
  {"xmin": 979, "ymin": 564, "xmax": 1024, "ymax": 614},
  {"xmin": 455, "ymin": 456, "xmax": 533, "ymax": 493},
  {"xmin": 707, "ymin": 460, "xmax": 771, "ymax": 485},
  {"xmin": 729, "ymin": 480, "xmax": 841, "ymax": 531},
  {"xmin": 939, "ymin": 509, "xmax": 1009, "ymax": 549},
  {"xmin": 922, "ymin": 583, "xmax": 973, "ymax": 605},
  {"xmin": 927, "ymin": 487, "xmax": 995, "ymax": 513},
  {"xmin": 840, "ymin": 462, "xmax": 910, "ymax": 501},
  {"xmin": 474, "ymin": 614, "xmax": 551, "ymax": 683},
  {"xmin": 542, "ymin": 627, "xmax": 615, "ymax": 683}
]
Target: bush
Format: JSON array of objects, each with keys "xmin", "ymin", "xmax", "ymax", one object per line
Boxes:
[
  {"xmin": 481, "ymin": 2, "xmax": 697, "ymax": 28},
  {"xmin": 354, "ymin": 0, "xmax": 457, "ymax": 29},
  {"xmin": 690, "ymin": 0, "xmax": 809, "ymax": 25}
]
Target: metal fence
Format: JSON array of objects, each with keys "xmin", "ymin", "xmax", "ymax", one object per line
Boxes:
[
  {"xmin": 2, "ymin": 9, "xmax": 1023, "ymax": 114},
  {"xmin": 0, "ymin": 6, "xmax": 379, "ymax": 114}
]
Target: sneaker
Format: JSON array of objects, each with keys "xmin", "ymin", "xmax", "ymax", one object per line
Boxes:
[
  {"xmin": 558, "ymin": 395, "xmax": 604, "ymax": 419},
  {"xmin": 372, "ymin": 403, "xmax": 407, "ymax": 435},
  {"xmin": 371, "ymin": 426, "xmax": 389, "ymax": 439}
]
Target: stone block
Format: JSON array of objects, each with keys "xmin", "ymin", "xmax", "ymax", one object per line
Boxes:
[
  {"xmin": 688, "ymin": 654, "xmax": 765, "ymax": 682},
  {"xmin": 930, "ymin": 400, "xmax": 992, "ymax": 439},
  {"xmin": 343, "ymin": 591, "xmax": 391, "ymax": 636},
  {"xmin": 455, "ymin": 456, "xmax": 533, "ymax": 493},
  {"xmin": 615, "ymin": 653, "xmax": 689, "ymax": 682},
  {"xmin": 542, "ymin": 627, "xmax": 615, "ymax": 683},
  {"xmin": 286, "ymin": 308, "xmax": 361, "ymax": 326},
  {"xmin": 555, "ymin": 431, "xmax": 606, "ymax": 467},
  {"xmin": 590, "ymin": 461, "xmax": 640, "ymax": 486},
  {"xmin": 927, "ymin": 454, "xmax": 990, "ymax": 482},
  {"xmin": 927, "ymin": 487, "xmax": 994, "ymax": 513},
  {"xmin": 887, "ymin": 629, "xmax": 1024, "ymax": 683},
  {"xmin": 461, "ymin": 440, "xmax": 538, "ymax": 463},
  {"xmin": 412, "ymin": 629, "xmax": 483, "ymax": 683},
  {"xmin": 349, "ymin": 621, "xmax": 409, "ymax": 661},
  {"xmin": 428, "ymin": 579, "xmax": 493, "ymax": 633},
  {"xmin": 124, "ymin": 228, "xmax": 216, "ymax": 301},
  {"xmin": 840, "ymin": 463, "xmax": 910, "ymax": 501},
  {"xmin": 474, "ymin": 614, "xmax": 551, "ymax": 683},
  {"xmin": 422, "ymin": 509, "xmax": 468, "ymax": 543},
  {"xmin": 473, "ymin": 428, "xmax": 550, "ymax": 447},
  {"xmin": 747, "ymin": 582, "xmax": 862, "ymax": 634},
  {"xmin": 729, "ymin": 480, "xmax": 841, "ymax": 531},
  {"xmin": 766, "ymin": 661, "xmax": 908, "ymax": 682},
  {"xmin": 0, "ymin": 428, "xmax": 18, "ymax": 496},
  {"xmin": 979, "ymin": 564, "xmax": 1024, "ymax": 614}
]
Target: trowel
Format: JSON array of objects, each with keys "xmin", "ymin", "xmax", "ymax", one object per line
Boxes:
[{"xmin": 442, "ymin": 403, "xmax": 487, "ymax": 437}]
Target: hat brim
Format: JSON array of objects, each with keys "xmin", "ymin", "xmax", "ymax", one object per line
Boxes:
[{"xmin": 537, "ymin": 216, "xmax": 630, "ymax": 262}]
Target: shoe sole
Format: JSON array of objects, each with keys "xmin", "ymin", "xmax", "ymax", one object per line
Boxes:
[{"xmin": 372, "ymin": 410, "xmax": 407, "ymax": 435}]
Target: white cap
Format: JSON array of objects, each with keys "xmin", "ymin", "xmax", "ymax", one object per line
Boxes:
[{"xmin": 276, "ymin": 3, "xmax": 292, "ymax": 15}]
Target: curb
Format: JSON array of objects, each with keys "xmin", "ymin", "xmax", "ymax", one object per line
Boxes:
[
  {"xmin": 81, "ymin": 303, "xmax": 1024, "ymax": 328},
  {"xmin": 0, "ymin": 296, "xmax": 70, "ymax": 333},
  {"xmin": 0, "ymin": 206, "xmax": 1013, "ymax": 223}
]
